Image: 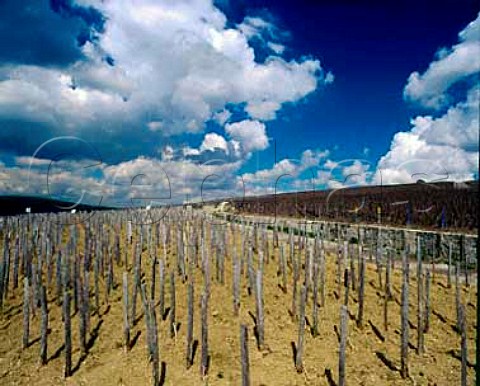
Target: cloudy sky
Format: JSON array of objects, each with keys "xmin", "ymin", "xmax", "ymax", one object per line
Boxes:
[{"xmin": 0, "ymin": 0, "xmax": 478, "ymax": 207}]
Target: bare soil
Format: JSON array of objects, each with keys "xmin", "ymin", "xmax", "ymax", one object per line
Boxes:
[{"xmin": 0, "ymin": 228, "xmax": 476, "ymax": 386}]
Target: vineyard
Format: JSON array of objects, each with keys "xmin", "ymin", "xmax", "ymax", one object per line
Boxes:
[
  {"xmin": 0, "ymin": 208, "xmax": 477, "ymax": 385},
  {"xmin": 225, "ymin": 181, "xmax": 479, "ymax": 232}
]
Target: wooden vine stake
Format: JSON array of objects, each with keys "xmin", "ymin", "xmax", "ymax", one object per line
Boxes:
[
  {"xmin": 150, "ymin": 296, "xmax": 160, "ymax": 386},
  {"xmin": 150, "ymin": 256, "xmax": 156, "ymax": 302},
  {"xmin": 22, "ymin": 277, "xmax": 30, "ymax": 349},
  {"xmin": 350, "ymin": 252, "xmax": 356, "ymax": 293},
  {"xmin": 339, "ymin": 304, "xmax": 348, "ymax": 386},
  {"xmin": 343, "ymin": 268, "xmax": 350, "ymax": 307},
  {"xmin": 186, "ymin": 268, "xmax": 194, "ymax": 368},
  {"xmin": 255, "ymin": 269, "xmax": 264, "ymax": 350},
  {"xmin": 357, "ymin": 252, "xmax": 366, "ymax": 329},
  {"xmin": 459, "ymin": 303, "xmax": 467, "ymax": 386},
  {"xmin": 39, "ymin": 285, "xmax": 48, "ymax": 365},
  {"xmin": 63, "ymin": 290, "xmax": 72, "ymax": 378},
  {"xmin": 233, "ymin": 255, "xmax": 241, "ymax": 316},
  {"xmin": 384, "ymin": 251, "xmax": 391, "ymax": 332},
  {"xmin": 31, "ymin": 264, "xmax": 37, "ymax": 318},
  {"xmin": 94, "ymin": 254, "xmax": 100, "ymax": 315},
  {"xmin": 424, "ymin": 269, "xmax": 431, "ymax": 333},
  {"xmin": 400, "ymin": 250, "xmax": 409, "ymax": 379},
  {"xmin": 312, "ymin": 262, "xmax": 319, "ymax": 337},
  {"xmin": 416, "ymin": 238, "xmax": 424, "ymax": 355},
  {"xmin": 170, "ymin": 271, "xmax": 176, "ymax": 339},
  {"xmin": 122, "ymin": 272, "xmax": 130, "ymax": 352},
  {"xmin": 79, "ymin": 275, "xmax": 87, "ymax": 356},
  {"xmin": 158, "ymin": 259, "xmax": 165, "ymax": 319},
  {"xmin": 291, "ymin": 250, "xmax": 299, "ymax": 320},
  {"xmin": 131, "ymin": 252, "xmax": 140, "ymax": 325},
  {"xmin": 55, "ymin": 252, "xmax": 62, "ymax": 306},
  {"xmin": 280, "ymin": 245, "xmax": 287, "ymax": 293},
  {"xmin": 295, "ymin": 285, "xmax": 307, "ymax": 373},
  {"xmin": 447, "ymin": 242, "xmax": 452, "ymax": 288},
  {"xmin": 319, "ymin": 249, "xmax": 326, "ymax": 307},
  {"xmin": 84, "ymin": 271, "xmax": 90, "ymax": 335},
  {"xmin": 240, "ymin": 324, "xmax": 250, "ymax": 386},
  {"xmin": 140, "ymin": 282, "xmax": 152, "ymax": 360},
  {"xmin": 455, "ymin": 262, "xmax": 461, "ymax": 331},
  {"xmin": 200, "ymin": 290, "xmax": 209, "ymax": 377}
]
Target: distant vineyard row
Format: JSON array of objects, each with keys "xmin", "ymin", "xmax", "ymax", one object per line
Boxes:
[{"xmin": 221, "ymin": 181, "xmax": 478, "ymax": 232}]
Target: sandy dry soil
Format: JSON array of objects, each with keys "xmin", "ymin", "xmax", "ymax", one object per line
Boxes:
[{"xmin": 0, "ymin": 227, "xmax": 477, "ymax": 386}]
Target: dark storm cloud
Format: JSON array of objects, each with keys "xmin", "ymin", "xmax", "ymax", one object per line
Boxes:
[{"xmin": 0, "ymin": 0, "xmax": 105, "ymax": 67}]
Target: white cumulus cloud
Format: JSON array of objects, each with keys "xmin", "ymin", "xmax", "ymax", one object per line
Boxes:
[
  {"xmin": 0, "ymin": 0, "xmax": 328, "ymax": 147},
  {"xmin": 377, "ymin": 12, "xmax": 480, "ymax": 185},
  {"xmin": 403, "ymin": 12, "xmax": 480, "ymax": 109},
  {"xmin": 225, "ymin": 119, "xmax": 269, "ymax": 154},
  {"xmin": 200, "ymin": 132, "xmax": 229, "ymax": 153}
]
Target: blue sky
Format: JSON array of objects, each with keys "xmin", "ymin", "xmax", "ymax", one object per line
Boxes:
[
  {"xmin": 0, "ymin": 0, "xmax": 478, "ymax": 206},
  {"xmin": 223, "ymin": 0, "xmax": 479, "ymax": 171}
]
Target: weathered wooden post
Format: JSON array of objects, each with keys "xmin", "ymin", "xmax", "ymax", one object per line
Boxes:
[
  {"xmin": 459, "ymin": 303, "xmax": 467, "ymax": 386},
  {"xmin": 304, "ymin": 248, "xmax": 311, "ymax": 301},
  {"xmin": 350, "ymin": 250, "xmax": 356, "ymax": 293},
  {"xmin": 200, "ymin": 290, "xmax": 209, "ymax": 377},
  {"xmin": 255, "ymin": 269, "xmax": 264, "ymax": 350},
  {"xmin": 295, "ymin": 285, "xmax": 307, "ymax": 373},
  {"xmin": 140, "ymin": 282, "xmax": 151, "ymax": 353},
  {"xmin": 140, "ymin": 278, "xmax": 160, "ymax": 386},
  {"xmin": 376, "ymin": 233, "xmax": 383, "ymax": 289},
  {"xmin": 170, "ymin": 271, "xmax": 176, "ymax": 339},
  {"xmin": 64, "ymin": 290, "xmax": 72, "ymax": 378},
  {"xmin": 122, "ymin": 272, "xmax": 130, "ymax": 352},
  {"xmin": 336, "ymin": 242, "xmax": 343, "ymax": 293},
  {"xmin": 240, "ymin": 324, "xmax": 250, "ymax": 386},
  {"xmin": 220, "ymin": 245, "xmax": 225, "ymax": 285},
  {"xmin": 339, "ymin": 304, "xmax": 348, "ymax": 386},
  {"xmin": 2, "ymin": 236, "xmax": 10, "ymax": 306},
  {"xmin": 40, "ymin": 284, "xmax": 48, "ymax": 365},
  {"xmin": 291, "ymin": 249, "xmax": 299, "ymax": 320},
  {"xmin": 150, "ymin": 256, "xmax": 157, "ymax": 302},
  {"xmin": 79, "ymin": 275, "xmax": 87, "ymax": 356},
  {"xmin": 417, "ymin": 237, "xmax": 424, "ymax": 355},
  {"xmin": 247, "ymin": 247, "xmax": 254, "ymax": 296},
  {"xmin": 424, "ymin": 269, "xmax": 431, "ymax": 333},
  {"xmin": 233, "ymin": 255, "xmax": 241, "ymax": 316},
  {"xmin": 460, "ymin": 235, "xmax": 469, "ymax": 287},
  {"xmin": 150, "ymin": 296, "xmax": 160, "ymax": 386},
  {"xmin": 127, "ymin": 220, "xmax": 132, "ymax": 244},
  {"xmin": 56, "ymin": 251, "xmax": 62, "ymax": 306},
  {"xmin": 343, "ymin": 268, "xmax": 350, "ymax": 307},
  {"xmin": 106, "ymin": 254, "xmax": 114, "ymax": 303},
  {"xmin": 400, "ymin": 249, "xmax": 409, "ymax": 379},
  {"xmin": 159, "ymin": 259, "xmax": 165, "ymax": 319},
  {"xmin": 447, "ymin": 241, "xmax": 452, "ymax": 288},
  {"xmin": 131, "ymin": 256, "xmax": 140, "ymax": 325},
  {"xmin": 94, "ymin": 253, "xmax": 100, "ymax": 315},
  {"xmin": 312, "ymin": 262, "xmax": 319, "ymax": 337},
  {"xmin": 22, "ymin": 277, "xmax": 30, "ymax": 349},
  {"xmin": 384, "ymin": 250, "xmax": 391, "ymax": 332},
  {"xmin": 186, "ymin": 268, "xmax": 194, "ymax": 368},
  {"xmin": 73, "ymin": 256, "xmax": 78, "ymax": 314},
  {"xmin": 357, "ymin": 252, "xmax": 365, "ymax": 329},
  {"xmin": 84, "ymin": 271, "xmax": 90, "ymax": 337},
  {"xmin": 319, "ymin": 249, "xmax": 326, "ymax": 307},
  {"xmin": 13, "ymin": 236, "xmax": 20, "ymax": 290},
  {"xmin": 455, "ymin": 262, "xmax": 461, "ymax": 331},
  {"xmin": 280, "ymin": 245, "xmax": 287, "ymax": 293},
  {"xmin": 31, "ymin": 263, "xmax": 38, "ymax": 317}
]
